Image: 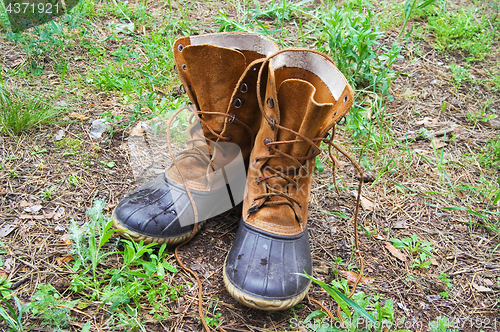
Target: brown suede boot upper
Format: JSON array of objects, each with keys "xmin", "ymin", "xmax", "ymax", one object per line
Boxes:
[
  {"xmin": 166, "ymin": 33, "xmax": 279, "ymax": 191},
  {"xmin": 243, "ymin": 49, "xmax": 354, "ymax": 236}
]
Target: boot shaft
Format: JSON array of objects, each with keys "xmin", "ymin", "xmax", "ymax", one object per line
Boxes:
[{"xmin": 172, "ymin": 33, "xmax": 279, "ymax": 160}]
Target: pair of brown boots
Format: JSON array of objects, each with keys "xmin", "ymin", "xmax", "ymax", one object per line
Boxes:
[{"xmin": 112, "ymin": 32, "xmax": 354, "ymax": 311}]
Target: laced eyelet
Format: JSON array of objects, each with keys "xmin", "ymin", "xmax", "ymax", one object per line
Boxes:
[
  {"xmin": 228, "ymin": 113, "xmax": 236, "ymax": 123},
  {"xmin": 179, "ymin": 84, "xmax": 186, "ymax": 94},
  {"xmin": 266, "ymin": 97, "xmax": 274, "ymax": 108},
  {"xmin": 338, "ymin": 116, "xmax": 346, "ymax": 126},
  {"xmin": 240, "ymin": 83, "xmax": 248, "ymax": 93},
  {"xmin": 269, "ymin": 117, "xmax": 276, "ymax": 130},
  {"xmin": 324, "ymin": 132, "xmax": 332, "ymax": 141},
  {"xmin": 182, "ymin": 64, "xmax": 187, "ymax": 71},
  {"xmin": 264, "ymin": 138, "xmax": 271, "ymax": 145},
  {"xmin": 344, "ymin": 95, "xmax": 348, "ymax": 103},
  {"xmin": 233, "ymin": 98, "xmax": 243, "ymax": 108},
  {"xmin": 227, "ymin": 136, "xmax": 233, "ymax": 142},
  {"xmin": 177, "ymin": 44, "xmax": 184, "ymax": 52}
]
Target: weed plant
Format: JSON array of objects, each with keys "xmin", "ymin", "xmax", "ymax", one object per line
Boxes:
[
  {"xmin": 65, "ymin": 200, "xmax": 181, "ymax": 328},
  {"xmin": 0, "ymin": 88, "xmax": 60, "ymax": 135},
  {"xmin": 299, "ymin": 275, "xmax": 404, "ymax": 332},
  {"xmin": 30, "ymin": 284, "xmax": 77, "ymax": 330}
]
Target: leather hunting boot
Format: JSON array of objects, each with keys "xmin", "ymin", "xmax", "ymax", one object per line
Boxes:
[
  {"xmin": 223, "ymin": 49, "xmax": 354, "ymax": 310},
  {"xmin": 112, "ymin": 33, "xmax": 279, "ymax": 244}
]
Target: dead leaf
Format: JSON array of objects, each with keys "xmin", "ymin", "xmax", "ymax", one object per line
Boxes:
[
  {"xmin": 19, "ymin": 211, "xmax": 56, "ymax": 220},
  {"xmin": 0, "ymin": 272, "xmax": 7, "ymax": 278},
  {"xmin": 3, "ymin": 258, "xmax": 15, "ymax": 272},
  {"xmin": 426, "ymin": 295, "xmax": 441, "ymax": 302},
  {"xmin": 102, "ymin": 100, "xmax": 119, "ymax": 106},
  {"xmin": 42, "ymin": 212, "xmax": 56, "ymax": 219},
  {"xmin": 11, "ymin": 57, "xmax": 24, "ymax": 68},
  {"xmin": 315, "ymin": 265, "xmax": 330, "ymax": 274},
  {"xmin": 416, "ymin": 117, "xmax": 439, "ymax": 127},
  {"xmin": 53, "ymin": 207, "xmax": 65, "ymax": 220},
  {"xmin": 61, "ymin": 234, "xmax": 72, "ymax": 245},
  {"xmin": 361, "ymin": 171, "xmax": 376, "ymax": 183},
  {"xmin": 69, "ymin": 112, "xmax": 89, "ymax": 121},
  {"xmin": 0, "ymin": 223, "xmax": 17, "ymax": 237},
  {"xmin": 56, "ymin": 255, "xmax": 74, "ymax": 266},
  {"xmin": 484, "ymin": 119, "xmax": 500, "ymax": 129},
  {"xmin": 174, "ymin": 306, "xmax": 186, "ymax": 314},
  {"xmin": 385, "ymin": 242, "xmax": 407, "ymax": 262},
  {"xmin": 483, "ymin": 279, "xmax": 494, "ymax": 286},
  {"xmin": 129, "ymin": 122, "xmax": 144, "ymax": 136},
  {"xmin": 350, "ymin": 191, "xmax": 375, "ymax": 211},
  {"xmin": 344, "ymin": 271, "xmax": 374, "ymax": 285},
  {"xmin": 19, "ymin": 201, "xmax": 31, "ymax": 208},
  {"xmin": 393, "ymin": 220, "xmax": 407, "ymax": 229},
  {"xmin": 430, "ymin": 137, "xmax": 446, "ymax": 149},
  {"xmin": 361, "ymin": 197, "xmax": 375, "ymax": 211},
  {"xmin": 472, "ymin": 283, "xmax": 493, "ymax": 293},
  {"xmin": 24, "ymin": 205, "xmax": 42, "ymax": 214}
]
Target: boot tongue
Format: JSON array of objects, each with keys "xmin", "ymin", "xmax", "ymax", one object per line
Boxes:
[
  {"xmin": 181, "ymin": 44, "xmax": 247, "ymax": 134},
  {"xmin": 266, "ymin": 78, "xmax": 334, "ymax": 171}
]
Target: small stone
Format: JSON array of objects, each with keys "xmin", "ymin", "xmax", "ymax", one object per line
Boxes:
[
  {"xmin": 53, "ymin": 278, "xmax": 71, "ymax": 291},
  {"xmin": 54, "ymin": 129, "xmax": 65, "ymax": 141},
  {"xmin": 89, "ymin": 120, "xmax": 110, "ymax": 139}
]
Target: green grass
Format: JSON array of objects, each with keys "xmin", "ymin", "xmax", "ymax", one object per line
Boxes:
[
  {"xmin": 448, "ymin": 62, "xmax": 473, "ymax": 90},
  {"xmin": 478, "ymin": 135, "xmax": 500, "ymax": 171},
  {"xmin": 0, "ymin": 88, "xmax": 61, "ymax": 135},
  {"xmin": 0, "ymin": 200, "xmax": 186, "ymax": 330},
  {"xmin": 0, "ymin": 0, "xmax": 499, "ymax": 329},
  {"xmin": 55, "ymin": 137, "xmax": 84, "ymax": 151},
  {"xmin": 427, "ymin": 6, "xmax": 497, "ymax": 62}
]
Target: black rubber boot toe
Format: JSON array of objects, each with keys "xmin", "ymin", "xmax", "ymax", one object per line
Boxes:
[
  {"xmin": 112, "ymin": 175, "xmax": 231, "ymax": 244},
  {"xmin": 223, "ymin": 219, "xmax": 312, "ymax": 310}
]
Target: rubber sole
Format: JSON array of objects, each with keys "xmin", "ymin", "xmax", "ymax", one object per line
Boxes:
[
  {"xmin": 111, "ymin": 209, "xmax": 206, "ymax": 245},
  {"xmin": 222, "ymin": 259, "xmax": 311, "ymax": 311}
]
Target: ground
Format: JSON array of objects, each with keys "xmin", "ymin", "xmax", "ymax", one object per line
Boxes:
[{"xmin": 0, "ymin": 0, "xmax": 499, "ymax": 331}]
